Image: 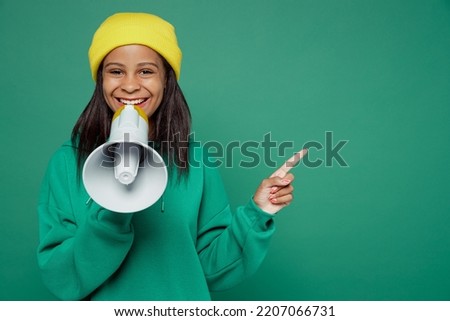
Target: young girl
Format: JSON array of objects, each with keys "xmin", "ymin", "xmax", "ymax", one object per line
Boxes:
[{"xmin": 37, "ymin": 12, "xmax": 305, "ymax": 300}]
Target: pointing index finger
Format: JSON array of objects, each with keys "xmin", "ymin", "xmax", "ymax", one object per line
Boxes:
[{"xmin": 270, "ymin": 149, "xmax": 308, "ymax": 178}]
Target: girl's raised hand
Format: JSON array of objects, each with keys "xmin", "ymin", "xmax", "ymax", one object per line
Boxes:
[{"xmin": 253, "ymin": 149, "xmax": 308, "ymax": 214}]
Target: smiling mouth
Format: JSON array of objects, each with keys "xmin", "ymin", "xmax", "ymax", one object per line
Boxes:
[{"xmin": 117, "ymin": 98, "xmax": 148, "ymax": 105}]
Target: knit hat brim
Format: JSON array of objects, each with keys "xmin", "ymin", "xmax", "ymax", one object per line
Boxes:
[{"xmin": 88, "ymin": 13, "xmax": 182, "ymax": 81}]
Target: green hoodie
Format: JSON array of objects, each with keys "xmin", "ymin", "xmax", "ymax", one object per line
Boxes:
[{"xmin": 37, "ymin": 140, "xmax": 275, "ymax": 300}]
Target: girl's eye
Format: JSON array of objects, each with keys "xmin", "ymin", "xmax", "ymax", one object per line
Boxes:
[
  {"xmin": 108, "ymin": 69, "xmax": 123, "ymax": 76},
  {"xmin": 140, "ymin": 69, "xmax": 155, "ymax": 76}
]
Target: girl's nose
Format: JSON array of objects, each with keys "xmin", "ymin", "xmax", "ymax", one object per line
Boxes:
[{"xmin": 121, "ymin": 75, "xmax": 140, "ymax": 93}]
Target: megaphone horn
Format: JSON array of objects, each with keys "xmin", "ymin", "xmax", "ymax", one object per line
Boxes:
[{"xmin": 82, "ymin": 105, "xmax": 168, "ymax": 213}]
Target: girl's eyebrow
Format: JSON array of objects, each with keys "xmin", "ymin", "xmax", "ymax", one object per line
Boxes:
[
  {"xmin": 103, "ymin": 62, "xmax": 159, "ymax": 68},
  {"xmin": 137, "ymin": 62, "xmax": 159, "ymax": 68},
  {"xmin": 103, "ymin": 62, "xmax": 125, "ymax": 68}
]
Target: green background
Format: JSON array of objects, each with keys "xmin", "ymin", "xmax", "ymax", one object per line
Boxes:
[{"xmin": 1, "ymin": 0, "xmax": 450, "ymax": 300}]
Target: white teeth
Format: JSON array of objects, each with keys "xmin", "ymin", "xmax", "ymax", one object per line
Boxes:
[{"xmin": 120, "ymin": 98, "xmax": 145, "ymax": 105}]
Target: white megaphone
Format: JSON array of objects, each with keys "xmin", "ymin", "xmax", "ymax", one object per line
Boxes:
[{"xmin": 82, "ymin": 105, "xmax": 168, "ymax": 213}]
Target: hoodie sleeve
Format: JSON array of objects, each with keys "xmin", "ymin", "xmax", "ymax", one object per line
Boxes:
[
  {"xmin": 36, "ymin": 145, "xmax": 134, "ymax": 300},
  {"xmin": 196, "ymin": 164, "xmax": 275, "ymax": 291}
]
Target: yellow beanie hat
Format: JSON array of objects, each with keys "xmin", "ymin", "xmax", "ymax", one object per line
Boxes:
[{"xmin": 88, "ymin": 12, "xmax": 182, "ymax": 81}]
